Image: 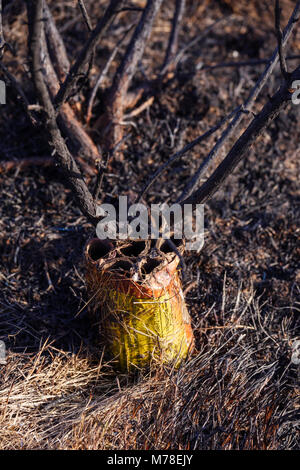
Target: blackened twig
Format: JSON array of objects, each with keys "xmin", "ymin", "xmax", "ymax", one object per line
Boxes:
[
  {"xmin": 177, "ymin": 0, "xmax": 300, "ymax": 203},
  {"xmin": 0, "ymin": 156, "xmax": 53, "ymax": 173},
  {"xmin": 0, "ymin": 155, "xmax": 95, "ymax": 176},
  {"xmin": 77, "ymin": 0, "xmax": 95, "ymax": 96},
  {"xmin": 86, "ymin": 22, "xmax": 135, "ymax": 124},
  {"xmin": 43, "ymin": 2, "xmax": 70, "ymax": 81},
  {"xmin": 0, "ymin": 1, "xmax": 13, "ymax": 57},
  {"xmin": 166, "ymin": 238, "xmax": 186, "ymax": 280},
  {"xmin": 136, "ymin": 106, "xmax": 241, "ymax": 203},
  {"xmin": 173, "ymin": 16, "xmax": 230, "ymax": 67},
  {"xmin": 97, "ymin": 0, "xmax": 163, "ymax": 151},
  {"xmin": 93, "ymin": 154, "xmax": 109, "ymax": 201},
  {"xmin": 93, "ymin": 133, "xmax": 130, "ymax": 201},
  {"xmin": 275, "ymin": 0, "xmax": 289, "ymax": 80},
  {"xmin": 78, "ymin": 0, "xmax": 93, "ymax": 31},
  {"xmin": 115, "ymin": 7, "xmax": 144, "ymax": 13},
  {"xmin": 27, "ymin": 0, "xmax": 98, "ymax": 225},
  {"xmin": 42, "ymin": 8, "xmax": 101, "ymax": 162},
  {"xmin": 0, "ymin": 61, "xmax": 29, "ymax": 108},
  {"xmin": 0, "ymin": 2, "xmax": 33, "ymax": 120},
  {"xmin": 0, "ymin": 61, "xmax": 38, "ymax": 126},
  {"xmin": 0, "ymin": 0, "xmax": 4, "ymax": 58},
  {"xmin": 181, "ymin": 65, "xmax": 300, "ymax": 207},
  {"xmin": 54, "ymin": 0, "xmax": 121, "ymax": 110},
  {"xmin": 110, "ymin": 0, "xmax": 162, "ymax": 101},
  {"xmin": 199, "ymin": 55, "xmax": 300, "ymax": 71},
  {"xmin": 86, "ymin": 47, "xmax": 118, "ymax": 124},
  {"xmin": 160, "ymin": 0, "xmax": 185, "ymax": 76}
]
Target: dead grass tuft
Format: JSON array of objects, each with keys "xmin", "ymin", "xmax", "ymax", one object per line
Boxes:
[{"xmin": 1, "ymin": 285, "xmax": 299, "ymax": 450}]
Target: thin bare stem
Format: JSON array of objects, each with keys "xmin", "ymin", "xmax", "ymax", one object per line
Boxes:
[
  {"xmin": 27, "ymin": 0, "xmax": 98, "ymax": 225},
  {"xmin": 95, "ymin": 0, "xmax": 163, "ymax": 154},
  {"xmin": 109, "ymin": 0, "xmax": 163, "ymax": 102},
  {"xmin": 0, "ymin": 61, "xmax": 30, "ymax": 109},
  {"xmin": 0, "ymin": 155, "xmax": 95, "ymax": 176},
  {"xmin": 54, "ymin": 0, "xmax": 121, "ymax": 110},
  {"xmin": 76, "ymin": 0, "xmax": 95, "ymax": 96},
  {"xmin": 275, "ymin": 0, "xmax": 289, "ymax": 79},
  {"xmin": 0, "ymin": 0, "xmax": 4, "ymax": 58},
  {"xmin": 0, "ymin": 1, "xmax": 13, "ymax": 56},
  {"xmin": 174, "ymin": 16, "xmax": 230, "ymax": 67},
  {"xmin": 160, "ymin": 0, "xmax": 185, "ymax": 76},
  {"xmin": 86, "ymin": 23, "xmax": 135, "ymax": 124},
  {"xmin": 0, "ymin": 3, "xmax": 35, "ymax": 121},
  {"xmin": 43, "ymin": 2, "xmax": 70, "ymax": 81},
  {"xmin": 78, "ymin": 0, "xmax": 93, "ymax": 31},
  {"xmin": 137, "ymin": 106, "xmax": 240, "ymax": 203},
  {"xmin": 199, "ymin": 55, "xmax": 300, "ymax": 71},
  {"xmin": 181, "ymin": 65, "xmax": 300, "ymax": 207},
  {"xmin": 42, "ymin": 7, "xmax": 100, "ymax": 162},
  {"xmin": 93, "ymin": 133, "xmax": 130, "ymax": 201},
  {"xmin": 177, "ymin": 0, "xmax": 300, "ymax": 203},
  {"xmin": 93, "ymin": 154, "xmax": 109, "ymax": 201}
]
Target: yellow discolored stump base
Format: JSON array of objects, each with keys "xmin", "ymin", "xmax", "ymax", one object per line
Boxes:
[{"xmin": 85, "ymin": 239, "xmax": 194, "ymax": 372}]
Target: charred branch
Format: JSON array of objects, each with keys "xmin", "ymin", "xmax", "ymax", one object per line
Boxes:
[
  {"xmin": 54, "ymin": 0, "xmax": 121, "ymax": 110},
  {"xmin": 95, "ymin": 0, "xmax": 163, "ymax": 155},
  {"xmin": 27, "ymin": 0, "xmax": 98, "ymax": 225},
  {"xmin": 42, "ymin": 7, "xmax": 100, "ymax": 163},
  {"xmin": 275, "ymin": 0, "xmax": 289, "ymax": 80},
  {"xmin": 177, "ymin": 0, "xmax": 300, "ymax": 203},
  {"xmin": 160, "ymin": 0, "xmax": 185, "ymax": 77},
  {"xmin": 182, "ymin": 65, "xmax": 300, "ymax": 207}
]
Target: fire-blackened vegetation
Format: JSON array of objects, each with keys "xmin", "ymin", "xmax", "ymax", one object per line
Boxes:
[{"xmin": 0, "ymin": 0, "xmax": 299, "ymax": 450}]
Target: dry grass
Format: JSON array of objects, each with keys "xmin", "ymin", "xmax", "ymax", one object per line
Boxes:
[{"xmin": 1, "ymin": 284, "xmax": 299, "ymax": 450}]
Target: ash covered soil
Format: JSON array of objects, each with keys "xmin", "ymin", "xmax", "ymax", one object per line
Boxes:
[{"xmin": 0, "ymin": 0, "xmax": 299, "ymax": 450}]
